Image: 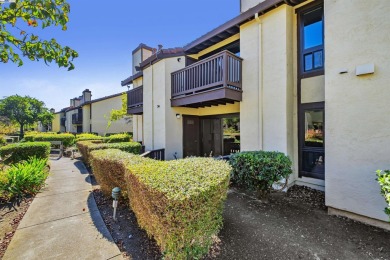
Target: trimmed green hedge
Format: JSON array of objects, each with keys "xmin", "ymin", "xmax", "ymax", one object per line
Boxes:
[
  {"xmin": 77, "ymin": 141, "xmax": 141, "ymax": 165},
  {"xmin": 104, "ymin": 133, "xmax": 131, "ymax": 143},
  {"xmin": 126, "ymin": 157, "xmax": 231, "ymax": 259},
  {"xmin": 376, "ymin": 170, "xmax": 390, "ymax": 219},
  {"xmin": 75, "ymin": 133, "xmax": 104, "ymax": 142},
  {"xmin": 33, "ymin": 133, "xmax": 75, "ymax": 147},
  {"xmin": 90, "ymin": 149, "xmax": 146, "ymax": 198},
  {"xmin": 0, "ymin": 136, "xmax": 5, "ymax": 146},
  {"xmin": 230, "ymin": 151, "xmax": 292, "ymax": 197},
  {"xmin": 0, "ymin": 142, "xmax": 51, "ymax": 164}
]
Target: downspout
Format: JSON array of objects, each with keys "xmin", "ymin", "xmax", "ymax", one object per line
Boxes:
[{"xmin": 255, "ymin": 13, "xmax": 264, "ymax": 150}]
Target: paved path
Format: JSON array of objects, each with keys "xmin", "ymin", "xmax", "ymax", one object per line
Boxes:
[{"xmin": 3, "ymin": 157, "xmax": 122, "ymax": 260}]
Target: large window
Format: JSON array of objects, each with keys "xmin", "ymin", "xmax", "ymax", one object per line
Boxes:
[{"xmin": 300, "ymin": 5, "xmax": 324, "ymax": 74}]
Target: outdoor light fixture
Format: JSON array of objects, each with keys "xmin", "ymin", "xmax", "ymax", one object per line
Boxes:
[
  {"xmin": 112, "ymin": 187, "xmax": 121, "ymax": 221},
  {"xmin": 176, "ymin": 114, "xmax": 181, "ymax": 119}
]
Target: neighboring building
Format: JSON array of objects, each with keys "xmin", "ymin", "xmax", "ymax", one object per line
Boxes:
[
  {"xmin": 122, "ymin": 0, "xmax": 390, "ymax": 229},
  {"xmin": 52, "ymin": 89, "xmax": 132, "ymax": 135}
]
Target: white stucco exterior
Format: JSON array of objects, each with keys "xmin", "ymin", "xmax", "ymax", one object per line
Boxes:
[{"xmin": 324, "ymin": 0, "xmax": 390, "ymax": 222}]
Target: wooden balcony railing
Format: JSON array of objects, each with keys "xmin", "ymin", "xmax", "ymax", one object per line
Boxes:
[
  {"xmin": 171, "ymin": 50, "xmax": 242, "ymax": 107},
  {"xmin": 60, "ymin": 117, "xmax": 66, "ymax": 127},
  {"xmin": 141, "ymin": 148, "xmax": 165, "ymax": 161},
  {"xmin": 127, "ymin": 86, "xmax": 143, "ymax": 115},
  {"xmin": 71, "ymin": 114, "xmax": 82, "ymax": 125}
]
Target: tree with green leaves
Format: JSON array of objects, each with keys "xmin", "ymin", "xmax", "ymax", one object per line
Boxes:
[
  {"xmin": 38, "ymin": 109, "xmax": 54, "ymax": 130},
  {"xmin": 0, "ymin": 0, "xmax": 78, "ymax": 70},
  {"xmin": 105, "ymin": 93, "xmax": 131, "ymax": 133},
  {"xmin": 0, "ymin": 95, "xmax": 49, "ymax": 137}
]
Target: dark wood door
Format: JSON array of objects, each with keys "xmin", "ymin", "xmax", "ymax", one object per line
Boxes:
[
  {"xmin": 201, "ymin": 118, "xmax": 222, "ymax": 157},
  {"xmin": 183, "ymin": 116, "xmax": 200, "ymax": 157}
]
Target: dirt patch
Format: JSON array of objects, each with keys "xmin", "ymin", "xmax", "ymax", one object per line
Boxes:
[
  {"xmin": 93, "ymin": 189, "xmax": 162, "ymax": 260},
  {"xmin": 0, "ymin": 197, "xmax": 33, "ymax": 259},
  {"xmin": 92, "ymin": 179, "xmax": 390, "ymax": 260}
]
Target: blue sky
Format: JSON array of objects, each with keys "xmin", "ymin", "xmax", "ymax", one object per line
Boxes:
[{"xmin": 0, "ymin": 0, "xmax": 239, "ymax": 111}]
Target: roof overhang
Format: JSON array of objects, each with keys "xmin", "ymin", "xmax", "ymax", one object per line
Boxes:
[
  {"xmin": 184, "ymin": 0, "xmax": 307, "ymax": 54},
  {"xmin": 121, "ymin": 71, "xmax": 143, "ymax": 86}
]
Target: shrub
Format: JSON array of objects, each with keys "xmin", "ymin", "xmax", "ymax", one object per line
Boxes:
[
  {"xmin": 0, "ymin": 136, "xmax": 5, "ymax": 146},
  {"xmin": 126, "ymin": 157, "xmax": 231, "ymax": 259},
  {"xmin": 376, "ymin": 170, "xmax": 390, "ymax": 219},
  {"xmin": 0, "ymin": 157, "xmax": 49, "ymax": 200},
  {"xmin": 33, "ymin": 133, "xmax": 75, "ymax": 147},
  {"xmin": 90, "ymin": 149, "xmax": 146, "ymax": 198},
  {"xmin": 104, "ymin": 133, "xmax": 132, "ymax": 143},
  {"xmin": 76, "ymin": 133, "xmax": 104, "ymax": 142},
  {"xmin": 230, "ymin": 151, "xmax": 292, "ymax": 197},
  {"xmin": 0, "ymin": 142, "xmax": 50, "ymax": 165},
  {"xmin": 77, "ymin": 141, "xmax": 141, "ymax": 165}
]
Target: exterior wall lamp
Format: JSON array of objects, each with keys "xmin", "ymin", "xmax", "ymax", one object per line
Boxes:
[{"xmin": 176, "ymin": 114, "xmax": 181, "ymax": 119}]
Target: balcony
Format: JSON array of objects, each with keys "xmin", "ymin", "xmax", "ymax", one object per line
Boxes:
[
  {"xmin": 72, "ymin": 113, "xmax": 83, "ymax": 125},
  {"xmin": 171, "ymin": 50, "xmax": 242, "ymax": 107},
  {"xmin": 127, "ymin": 86, "xmax": 143, "ymax": 115},
  {"xmin": 60, "ymin": 117, "xmax": 66, "ymax": 127}
]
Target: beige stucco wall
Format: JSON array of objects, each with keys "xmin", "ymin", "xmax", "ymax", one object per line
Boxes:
[
  {"xmin": 133, "ymin": 77, "xmax": 143, "ymax": 88},
  {"xmin": 90, "ymin": 95, "xmax": 132, "ymax": 136},
  {"xmin": 301, "ymin": 76, "xmax": 325, "ymax": 103},
  {"xmin": 52, "ymin": 113, "xmax": 61, "ymax": 133},
  {"xmin": 324, "ymin": 0, "xmax": 390, "ymax": 222},
  {"xmin": 240, "ymin": 0, "xmax": 265, "ymax": 13},
  {"xmin": 132, "ymin": 115, "xmax": 143, "ymax": 142},
  {"xmin": 65, "ymin": 110, "xmax": 77, "ymax": 133},
  {"xmin": 132, "ymin": 49, "xmax": 142, "ymax": 75},
  {"xmin": 82, "ymin": 104, "xmax": 91, "ymax": 133},
  {"xmin": 240, "ymin": 5, "xmax": 294, "ymax": 157}
]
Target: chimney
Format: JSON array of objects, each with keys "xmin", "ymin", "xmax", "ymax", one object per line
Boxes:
[
  {"xmin": 82, "ymin": 89, "xmax": 92, "ymax": 103},
  {"xmin": 70, "ymin": 98, "xmax": 75, "ymax": 107},
  {"xmin": 50, "ymin": 108, "xmax": 55, "ymax": 113},
  {"xmin": 74, "ymin": 98, "xmax": 81, "ymax": 107}
]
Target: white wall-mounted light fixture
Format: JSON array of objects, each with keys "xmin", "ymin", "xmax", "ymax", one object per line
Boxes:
[{"xmin": 176, "ymin": 114, "xmax": 181, "ymax": 119}]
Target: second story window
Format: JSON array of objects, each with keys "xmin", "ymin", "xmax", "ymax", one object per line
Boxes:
[{"xmin": 300, "ymin": 5, "xmax": 324, "ymax": 74}]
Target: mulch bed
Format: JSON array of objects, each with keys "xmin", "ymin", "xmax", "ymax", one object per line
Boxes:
[
  {"xmin": 0, "ymin": 197, "xmax": 33, "ymax": 259},
  {"xmin": 93, "ymin": 183, "xmax": 390, "ymax": 260}
]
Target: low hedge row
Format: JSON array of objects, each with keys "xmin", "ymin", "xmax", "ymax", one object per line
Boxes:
[
  {"xmin": 90, "ymin": 149, "xmax": 146, "ymax": 198},
  {"xmin": 33, "ymin": 133, "xmax": 75, "ymax": 147},
  {"xmin": 127, "ymin": 156, "xmax": 231, "ymax": 259},
  {"xmin": 75, "ymin": 133, "xmax": 104, "ymax": 142},
  {"xmin": 89, "ymin": 149, "xmax": 231, "ymax": 259},
  {"xmin": 230, "ymin": 151, "xmax": 292, "ymax": 198},
  {"xmin": 104, "ymin": 133, "xmax": 131, "ymax": 143},
  {"xmin": 0, "ymin": 142, "xmax": 51, "ymax": 164},
  {"xmin": 77, "ymin": 141, "xmax": 141, "ymax": 165}
]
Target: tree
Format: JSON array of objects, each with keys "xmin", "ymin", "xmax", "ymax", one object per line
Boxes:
[
  {"xmin": 105, "ymin": 93, "xmax": 131, "ymax": 133},
  {"xmin": 0, "ymin": 0, "xmax": 78, "ymax": 70},
  {"xmin": 38, "ymin": 109, "xmax": 54, "ymax": 130},
  {"xmin": 0, "ymin": 95, "xmax": 48, "ymax": 137}
]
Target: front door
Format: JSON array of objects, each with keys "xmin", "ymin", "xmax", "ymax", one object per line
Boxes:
[
  {"xmin": 183, "ymin": 116, "xmax": 200, "ymax": 157},
  {"xmin": 299, "ymin": 102, "xmax": 325, "ymax": 179},
  {"xmin": 201, "ymin": 118, "xmax": 222, "ymax": 157}
]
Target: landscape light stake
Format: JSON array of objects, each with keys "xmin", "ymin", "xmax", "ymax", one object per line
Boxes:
[{"xmin": 111, "ymin": 187, "xmax": 121, "ymax": 221}]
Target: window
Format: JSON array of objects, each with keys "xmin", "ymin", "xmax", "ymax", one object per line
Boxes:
[
  {"xmin": 300, "ymin": 5, "xmax": 324, "ymax": 74},
  {"xmin": 299, "ymin": 104, "xmax": 325, "ymax": 180}
]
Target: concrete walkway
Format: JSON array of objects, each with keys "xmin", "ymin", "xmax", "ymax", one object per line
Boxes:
[{"xmin": 3, "ymin": 157, "xmax": 122, "ymax": 260}]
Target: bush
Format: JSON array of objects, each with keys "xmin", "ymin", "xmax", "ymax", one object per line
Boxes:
[
  {"xmin": 0, "ymin": 136, "xmax": 5, "ymax": 146},
  {"xmin": 90, "ymin": 149, "xmax": 146, "ymax": 198},
  {"xmin": 104, "ymin": 133, "xmax": 132, "ymax": 143},
  {"xmin": 0, "ymin": 157, "xmax": 49, "ymax": 200},
  {"xmin": 376, "ymin": 170, "xmax": 390, "ymax": 219},
  {"xmin": 77, "ymin": 141, "xmax": 141, "ymax": 165},
  {"xmin": 33, "ymin": 133, "xmax": 75, "ymax": 147},
  {"xmin": 126, "ymin": 157, "xmax": 231, "ymax": 259},
  {"xmin": 0, "ymin": 142, "xmax": 51, "ymax": 165},
  {"xmin": 75, "ymin": 133, "xmax": 104, "ymax": 142},
  {"xmin": 230, "ymin": 151, "xmax": 292, "ymax": 197}
]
